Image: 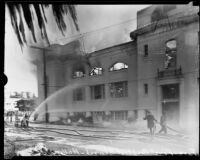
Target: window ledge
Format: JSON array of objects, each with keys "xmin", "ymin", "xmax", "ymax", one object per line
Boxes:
[
  {"xmin": 109, "ymin": 69, "xmax": 128, "ymax": 73},
  {"xmin": 161, "ymin": 99, "xmax": 179, "ymax": 103},
  {"xmin": 89, "ymin": 74, "xmax": 103, "ymax": 78},
  {"xmin": 110, "ymin": 97, "xmax": 128, "ymax": 100},
  {"xmin": 72, "ymin": 76, "xmax": 86, "ymax": 79},
  {"xmin": 90, "ymin": 99, "xmax": 105, "ymax": 102},
  {"xmin": 72, "ymin": 101, "xmax": 85, "ymax": 104}
]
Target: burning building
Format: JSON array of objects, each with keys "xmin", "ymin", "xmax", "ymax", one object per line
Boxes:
[{"xmin": 33, "ymin": 4, "xmax": 199, "ymax": 130}]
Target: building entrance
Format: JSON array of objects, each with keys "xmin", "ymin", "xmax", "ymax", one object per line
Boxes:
[
  {"xmin": 161, "ymin": 84, "xmax": 180, "ymax": 125},
  {"xmin": 162, "ymin": 101, "xmax": 179, "ymax": 124}
]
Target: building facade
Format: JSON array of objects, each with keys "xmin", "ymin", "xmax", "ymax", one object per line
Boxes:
[
  {"xmin": 35, "ymin": 41, "xmax": 138, "ymax": 123},
  {"xmin": 130, "ymin": 4, "xmax": 199, "ymax": 128},
  {"xmin": 34, "ymin": 4, "xmax": 199, "ymax": 129}
]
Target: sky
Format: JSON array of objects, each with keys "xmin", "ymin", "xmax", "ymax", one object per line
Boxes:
[{"xmin": 4, "ymin": 5, "xmax": 149, "ymax": 96}]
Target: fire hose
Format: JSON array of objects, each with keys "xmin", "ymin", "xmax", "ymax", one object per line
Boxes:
[{"xmin": 155, "ymin": 121, "xmax": 184, "ymax": 135}]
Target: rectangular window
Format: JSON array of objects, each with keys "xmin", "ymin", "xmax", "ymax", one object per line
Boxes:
[
  {"xmin": 90, "ymin": 84, "xmax": 105, "ymax": 100},
  {"xmin": 110, "ymin": 81, "xmax": 128, "ymax": 98},
  {"xmin": 92, "ymin": 111, "xmax": 106, "ymax": 121},
  {"xmin": 111, "ymin": 111, "xmax": 128, "ymax": 120},
  {"xmin": 144, "ymin": 84, "xmax": 148, "ymax": 95},
  {"xmin": 73, "ymin": 87, "xmax": 85, "ymax": 101},
  {"xmin": 144, "ymin": 44, "xmax": 148, "ymax": 57}
]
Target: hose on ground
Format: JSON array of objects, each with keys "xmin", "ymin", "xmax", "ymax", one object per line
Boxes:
[{"xmin": 155, "ymin": 121, "xmax": 184, "ymax": 135}]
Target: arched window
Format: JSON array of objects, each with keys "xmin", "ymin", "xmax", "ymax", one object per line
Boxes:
[
  {"xmin": 109, "ymin": 62, "xmax": 128, "ymax": 71},
  {"xmin": 165, "ymin": 39, "xmax": 177, "ymax": 69},
  {"xmin": 89, "ymin": 67, "xmax": 103, "ymax": 76},
  {"xmin": 166, "ymin": 39, "xmax": 177, "ymax": 53},
  {"xmin": 72, "ymin": 65, "xmax": 85, "ymax": 78}
]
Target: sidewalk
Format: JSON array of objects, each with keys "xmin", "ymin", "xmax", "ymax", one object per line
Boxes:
[
  {"xmin": 28, "ymin": 121, "xmax": 190, "ymax": 137},
  {"xmin": 5, "ymin": 121, "xmax": 198, "ymax": 156},
  {"xmin": 29, "ymin": 121, "xmax": 147, "ymax": 133},
  {"xmin": 5, "ymin": 118, "xmax": 195, "ymax": 139}
]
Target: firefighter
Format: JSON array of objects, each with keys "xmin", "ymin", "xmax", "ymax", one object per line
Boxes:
[
  {"xmin": 21, "ymin": 113, "xmax": 29, "ymax": 128},
  {"xmin": 159, "ymin": 112, "xmax": 167, "ymax": 134},
  {"xmin": 143, "ymin": 110, "xmax": 157, "ymax": 135}
]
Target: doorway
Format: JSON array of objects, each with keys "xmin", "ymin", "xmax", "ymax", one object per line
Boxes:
[
  {"xmin": 162, "ymin": 101, "xmax": 179, "ymax": 124},
  {"xmin": 161, "ymin": 84, "xmax": 180, "ymax": 125}
]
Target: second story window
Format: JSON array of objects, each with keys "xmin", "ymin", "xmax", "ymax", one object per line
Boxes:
[
  {"xmin": 110, "ymin": 81, "xmax": 128, "ymax": 98},
  {"xmin": 109, "ymin": 62, "xmax": 128, "ymax": 72},
  {"xmin": 144, "ymin": 44, "xmax": 148, "ymax": 57},
  {"xmin": 73, "ymin": 88, "xmax": 85, "ymax": 101},
  {"xmin": 90, "ymin": 84, "xmax": 105, "ymax": 100},
  {"xmin": 89, "ymin": 67, "xmax": 103, "ymax": 76}
]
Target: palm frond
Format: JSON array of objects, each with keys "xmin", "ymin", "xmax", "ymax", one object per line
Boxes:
[
  {"xmin": 16, "ymin": 4, "xmax": 26, "ymax": 43},
  {"xmin": 21, "ymin": 4, "xmax": 37, "ymax": 43},
  {"xmin": 33, "ymin": 4, "xmax": 43, "ymax": 29},
  {"xmin": 52, "ymin": 4, "xmax": 66, "ymax": 36},
  {"xmin": 6, "ymin": 3, "xmax": 79, "ymax": 48},
  {"xmin": 7, "ymin": 3, "xmax": 23, "ymax": 47},
  {"xmin": 41, "ymin": 5, "xmax": 47, "ymax": 22},
  {"xmin": 68, "ymin": 5, "xmax": 79, "ymax": 31}
]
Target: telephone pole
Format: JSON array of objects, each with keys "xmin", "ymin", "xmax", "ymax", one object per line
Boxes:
[{"xmin": 42, "ymin": 48, "xmax": 49, "ymax": 123}]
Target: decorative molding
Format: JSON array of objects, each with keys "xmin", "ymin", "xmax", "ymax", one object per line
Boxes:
[{"xmin": 130, "ymin": 14, "xmax": 199, "ymax": 40}]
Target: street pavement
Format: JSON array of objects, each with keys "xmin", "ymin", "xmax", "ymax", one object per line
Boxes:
[{"xmin": 4, "ymin": 121, "xmax": 198, "ymax": 155}]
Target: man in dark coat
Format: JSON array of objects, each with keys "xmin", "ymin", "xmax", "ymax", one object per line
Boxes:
[
  {"xmin": 143, "ymin": 111, "xmax": 157, "ymax": 135},
  {"xmin": 159, "ymin": 112, "xmax": 167, "ymax": 134},
  {"xmin": 21, "ymin": 113, "xmax": 29, "ymax": 128}
]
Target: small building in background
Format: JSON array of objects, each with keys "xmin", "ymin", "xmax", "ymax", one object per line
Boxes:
[
  {"xmin": 4, "ymin": 98, "xmax": 20, "ymax": 113},
  {"xmin": 4, "ymin": 91, "xmax": 37, "ymax": 116},
  {"xmin": 15, "ymin": 98, "xmax": 37, "ymax": 116}
]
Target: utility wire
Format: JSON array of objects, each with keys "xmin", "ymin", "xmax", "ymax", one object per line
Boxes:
[
  {"xmin": 49, "ymin": 12, "xmax": 198, "ymax": 53},
  {"xmin": 25, "ymin": 11, "xmax": 198, "ymax": 54},
  {"xmin": 49, "ymin": 10, "xmax": 198, "ymax": 44}
]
